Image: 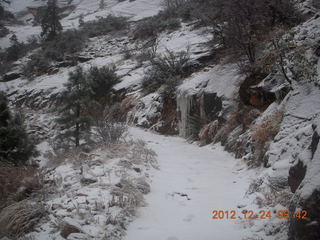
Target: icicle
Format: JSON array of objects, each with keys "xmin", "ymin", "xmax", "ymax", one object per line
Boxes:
[{"xmin": 177, "ymin": 89, "xmax": 193, "ymax": 138}]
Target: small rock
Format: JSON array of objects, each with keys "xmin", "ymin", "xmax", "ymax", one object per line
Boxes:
[
  {"xmin": 1, "ymin": 72, "xmax": 21, "ymax": 82},
  {"xmin": 80, "ymin": 177, "xmax": 97, "ymax": 185},
  {"xmin": 51, "ymin": 203, "xmax": 62, "ymax": 211},
  {"xmin": 60, "ymin": 223, "xmax": 81, "ymax": 239}
]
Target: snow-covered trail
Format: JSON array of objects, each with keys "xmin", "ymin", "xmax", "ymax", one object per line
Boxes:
[{"xmin": 125, "ymin": 127, "xmax": 251, "ymax": 240}]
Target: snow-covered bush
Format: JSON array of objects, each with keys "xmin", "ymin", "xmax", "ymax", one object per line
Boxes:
[
  {"xmin": 95, "ymin": 104, "xmax": 128, "ymax": 144},
  {"xmin": 42, "ymin": 29, "xmax": 87, "ymax": 60},
  {"xmin": 1, "ymin": 35, "xmax": 39, "ymax": 76},
  {"xmin": 142, "ymin": 49, "xmax": 193, "ymax": 92},
  {"xmin": 250, "ymin": 109, "xmax": 283, "ymax": 167},
  {"xmin": 23, "ymin": 30, "xmax": 86, "ymax": 78},
  {"xmin": 22, "ymin": 53, "xmax": 52, "ymax": 79},
  {"xmin": 96, "ymin": 121, "xmax": 128, "ymax": 144},
  {"xmin": 80, "ymin": 15, "xmax": 128, "ymax": 38},
  {"xmin": 133, "ymin": 14, "xmax": 180, "ymax": 40},
  {"xmin": 266, "ymin": 35, "xmax": 319, "ymax": 86}
]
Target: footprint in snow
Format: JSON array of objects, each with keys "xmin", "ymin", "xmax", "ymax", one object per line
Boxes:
[
  {"xmin": 167, "ymin": 237, "xmax": 179, "ymax": 240},
  {"xmin": 183, "ymin": 214, "xmax": 195, "ymax": 222}
]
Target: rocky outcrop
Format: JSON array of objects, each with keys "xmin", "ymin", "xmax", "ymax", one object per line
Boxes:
[
  {"xmin": 309, "ymin": 126, "xmax": 320, "ymax": 159},
  {"xmin": 288, "ymin": 161, "xmax": 307, "ymax": 193},
  {"xmin": 288, "ymin": 115, "xmax": 320, "ymax": 240},
  {"xmin": 289, "ymin": 190, "xmax": 320, "ymax": 240},
  {"xmin": 177, "ymin": 91, "xmax": 223, "ymax": 139},
  {"xmin": 1, "ymin": 72, "xmax": 21, "ymax": 82}
]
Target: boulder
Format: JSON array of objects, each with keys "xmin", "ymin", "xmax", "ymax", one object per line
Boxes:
[
  {"xmin": 1, "ymin": 72, "xmax": 21, "ymax": 82},
  {"xmin": 60, "ymin": 223, "xmax": 81, "ymax": 239},
  {"xmin": 77, "ymin": 56, "xmax": 93, "ymax": 63}
]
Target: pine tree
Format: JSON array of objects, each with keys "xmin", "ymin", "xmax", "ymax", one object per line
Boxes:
[
  {"xmin": 0, "ymin": 0, "xmax": 10, "ymax": 7},
  {"xmin": 78, "ymin": 14, "xmax": 84, "ymax": 26},
  {"xmin": 0, "ymin": 92, "xmax": 37, "ymax": 165},
  {"xmin": 99, "ymin": 0, "xmax": 105, "ymax": 9},
  {"xmin": 9, "ymin": 33, "xmax": 17, "ymax": 44},
  {"xmin": 41, "ymin": 0, "xmax": 62, "ymax": 41},
  {"xmin": 6, "ymin": 34, "xmax": 23, "ymax": 61},
  {"xmin": 56, "ymin": 67, "xmax": 93, "ymax": 148},
  {"xmin": 87, "ymin": 66, "xmax": 118, "ymax": 104},
  {"xmin": 0, "ymin": 0, "xmax": 10, "ymax": 4}
]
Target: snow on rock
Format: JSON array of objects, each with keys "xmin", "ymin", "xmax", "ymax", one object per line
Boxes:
[
  {"xmin": 26, "ymin": 137, "xmax": 157, "ymax": 240},
  {"xmin": 177, "ymin": 64, "xmax": 243, "ymax": 138},
  {"xmin": 237, "ymin": 83, "xmax": 320, "ymax": 240},
  {"xmin": 128, "ymin": 92, "xmax": 163, "ymax": 128},
  {"xmin": 0, "ymin": 0, "xmax": 162, "ymax": 48}
]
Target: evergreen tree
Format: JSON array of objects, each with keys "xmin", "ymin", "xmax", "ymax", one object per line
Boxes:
[
  {"xmin": 78, "ymin": 14, "xmax": 84, "ymax": 26},
  {"xmin": 99, "ymin": 0, "xmax": 105, "ymax": 9},
  {"xmin": 0, "ymin": 92, "xmax": 37, "ymax": 165},
  {"xmin": 56, "ymin": 67, "xmax": 93, "ymax": 148},
  {"xmin": 0, "ymin": 0, "xmax": 10, "ymax": 4},
  {"xmin": 87, "ymin": 66, "xmax": 118, "ymax": 104},
  {"xmin": 41, "ymin": 0, "xmax": 62, "ymax": 41},
  {"xmin": 6, "ymin": 34, "xmax": 23, "ymax": 61}
]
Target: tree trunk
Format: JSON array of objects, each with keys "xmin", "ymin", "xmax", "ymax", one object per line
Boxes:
[{"xmin": 75, "ymin": 104, "xmax": 80, "ymax": 147}]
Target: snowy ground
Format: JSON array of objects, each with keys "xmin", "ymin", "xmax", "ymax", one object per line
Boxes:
[{"xmin": 124, "ymin": 127, "xmax": 252, "ymax": 240}]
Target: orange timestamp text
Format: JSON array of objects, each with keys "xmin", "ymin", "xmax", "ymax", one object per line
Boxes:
[{"xmin": 211, "ymin": 210, "xmax": 307, "ymax": 220}]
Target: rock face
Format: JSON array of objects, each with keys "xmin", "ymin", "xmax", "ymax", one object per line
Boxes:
[
  {"xmin": 1, "ymin": 72, "xmax": 21, "ymax": 82},
  {"xmin": 201, "ymin": 92, "xmax": 222, "ymax": 121},
  {"xmin": 289, "ymin": 190, "xmax": 320, "ymax": 240},
  {"xmin": 288, "ymin": 118, "xmax": 320, "ymax": 240},
  {"xmin": 288, "ymin": 161, "xmax": 307, "ymax": 193},
  {"xmin": 177, "ymin": 91, "xmax": 223, "ymax": 139},
  {"xmin": 60, "ymin": 223, "xmax": 81, "ymax": 239},
  {"xmin": 309, "ymin": 128, "xmax": 320, "ymax": 159},
  {"xmin": 176, "ymin": 65, "xmax": 242, "ymax": 139}
]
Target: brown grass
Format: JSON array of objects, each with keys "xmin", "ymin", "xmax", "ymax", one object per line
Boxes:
[
  {"xmin": 249, "ymin": 110, "xmax": 284, "ymax": 167},
  {"xmin": 0, "ymin": 163, "xmax": 44, "ymax": 210},
  {"xmin": 0, "ymin": 200, "xmax": 45, "ymax": 238}
]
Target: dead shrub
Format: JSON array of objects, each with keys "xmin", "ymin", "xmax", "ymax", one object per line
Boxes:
[
  {"xmin": 109, "ymin": 178, "xmax": 145, "ymax": 212},
  {"xmin": 213, "ymin": 103, "xmax": 260, "ymax": 145},
  {"xmin": 94, "ymin": 104, "xmax": 128, "ymax": 144},
  {"xmin": 0, "ymin": 163, "xmax": 43, "ymax": 209},
  {"xmin": 128, "ymin": 139, "xmax": 158, "ymax": 169},
  {"xmin": 249, "ymin": 110, "xmax": 284, "ymax": 167},
  {"xmin": 133, "ymin": 15, "xmax": 180, "ymax": 40},
  {"xmin": 0, "ymin": 201, "xmax": 45, "ymax": 238}
]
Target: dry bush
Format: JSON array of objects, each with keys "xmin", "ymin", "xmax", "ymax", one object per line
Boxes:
[
  {"xmin": 94, "ymin": 104, "xmax": 128, "ymax": 144},
  {"xmin": 0, "ymin": 201, "xmax": 45, "ymax": 238},
  {"xmin": 142, "ymin": 49, "xmax": 193, "ymax": 92},
  {"xmin": 133, "ymin": 15, "xmax": 180, "ymax": 40},
  {"xmin": 0, "ymin": 163, "xmax": 44, "ymax": 209},
  {"xmin": 109, "ymin": 178, "xmax": 145, "ymax": 211},
  {"xmin": 249, "ymin": 110, "xmax": 284, "ymax": 167},
  {"xmin": 213, "ymin": 103, "xmax": 260, "ymax": 145},
  {"xmin": 256, "ymin": 188, "xmax": 293, "ymax": 209},
  {"xmin": 128, "ymin": 139, "xmax": 158, "ymax": 169}
]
